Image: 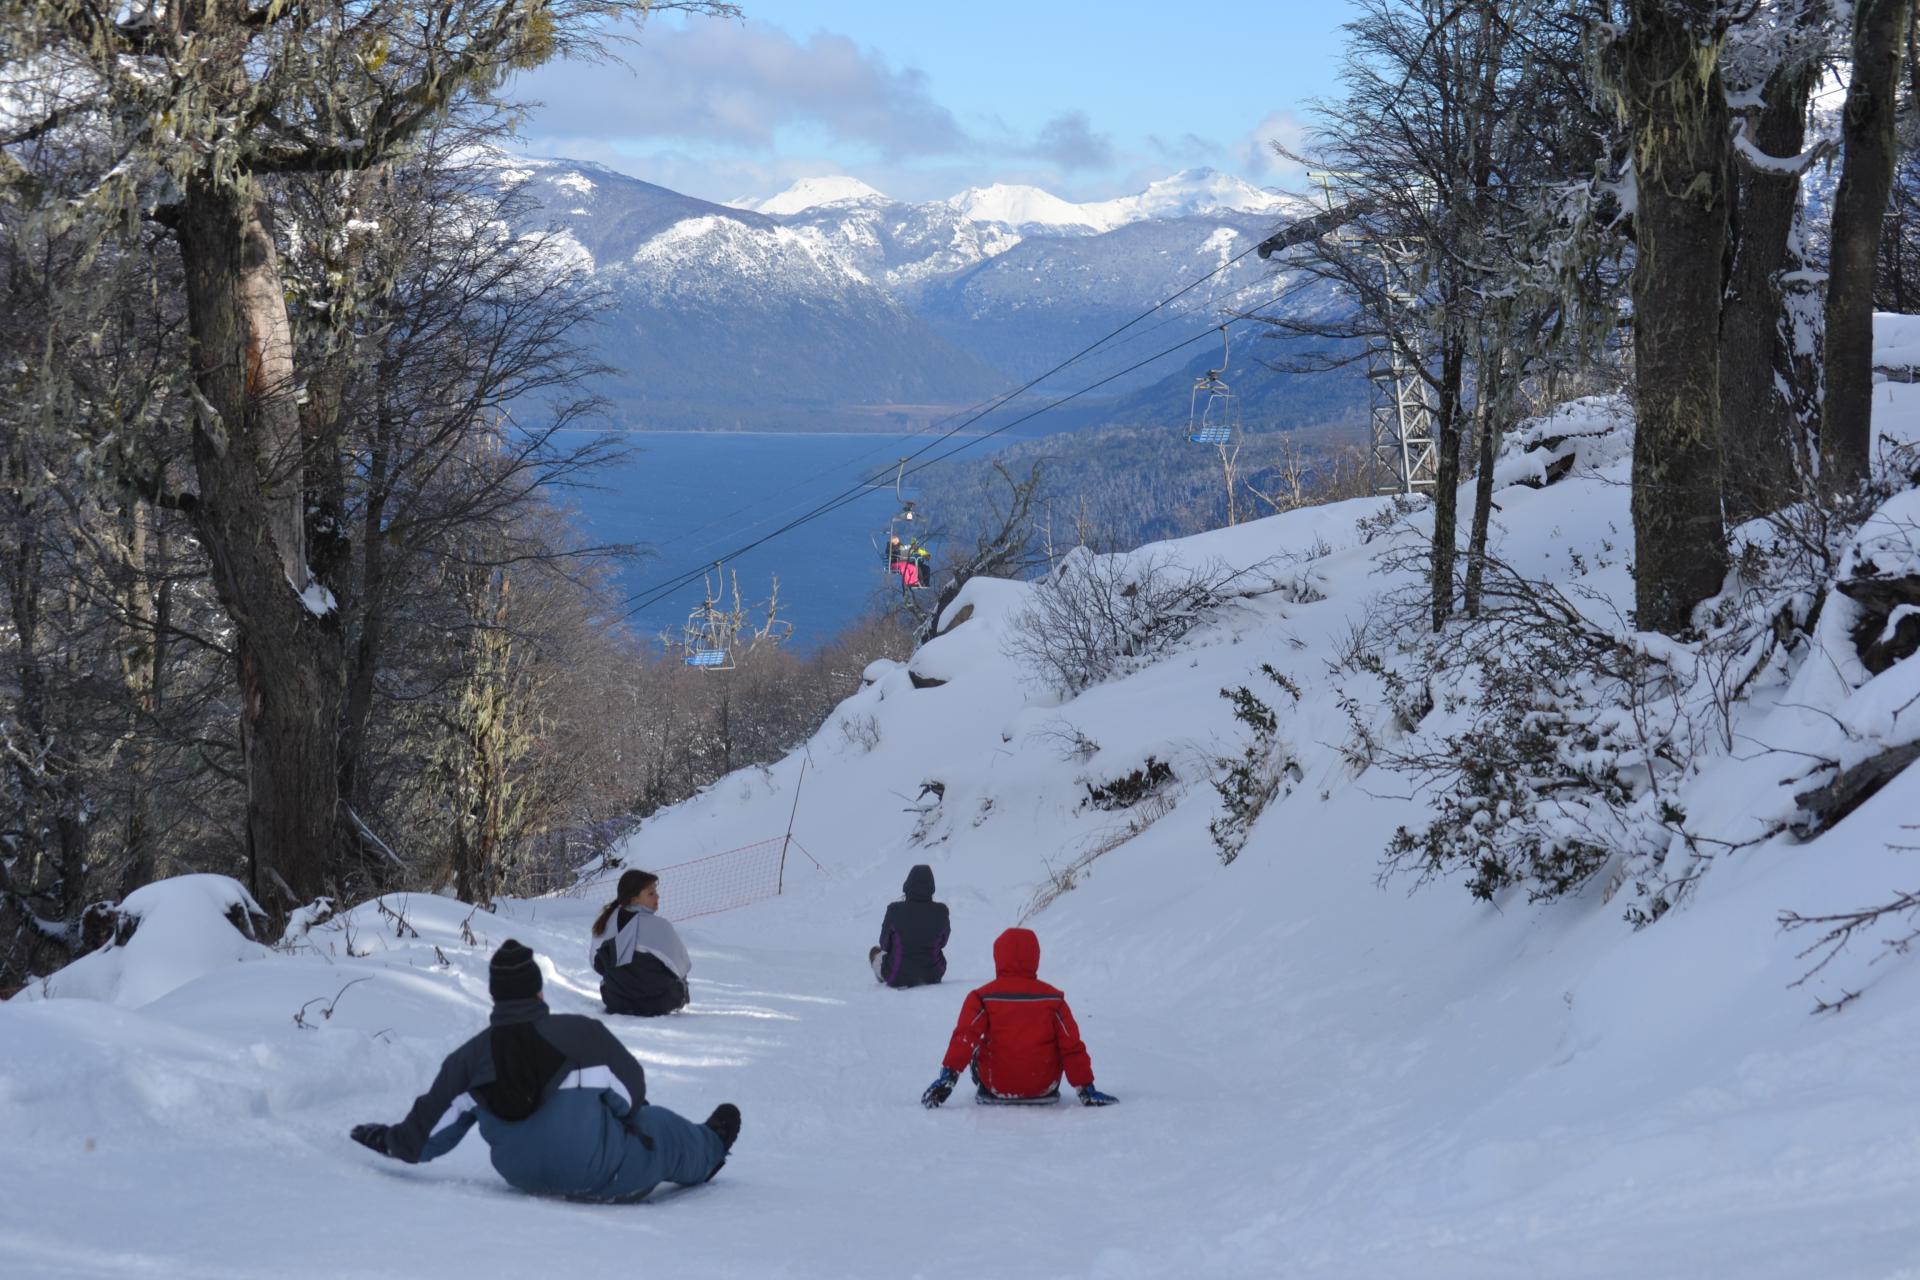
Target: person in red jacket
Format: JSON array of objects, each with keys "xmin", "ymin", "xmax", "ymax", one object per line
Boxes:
[{"xmin": 920, "ymin": 926, "xmax": 1119, "ymax": 1108}]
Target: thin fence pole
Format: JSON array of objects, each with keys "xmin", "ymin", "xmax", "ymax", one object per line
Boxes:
[{"xmin": 778, "ymin": 757, "xmax": 808, "ymax": 897}]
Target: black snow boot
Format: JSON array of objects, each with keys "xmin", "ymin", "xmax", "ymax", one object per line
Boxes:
[{"xmin": 702, "ymin": 1103, "xmax": 741, "ymax": 1182}]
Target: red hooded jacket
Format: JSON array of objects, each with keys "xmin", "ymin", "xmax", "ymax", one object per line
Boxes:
[{"xmin": 940, "ymin": 927, "xmax": 1094, "ymax": 1098}]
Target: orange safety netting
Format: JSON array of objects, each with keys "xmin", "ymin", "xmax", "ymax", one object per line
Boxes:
[{"xmin": 653, "ymin": 836, "xmax": 822, "ymax": 922}]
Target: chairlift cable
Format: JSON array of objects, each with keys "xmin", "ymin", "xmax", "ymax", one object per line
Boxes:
[
  {"xmin": 617, "ymin": 201, "xmax": 1349, "ymax": 620},
  {"xmin": 618, "ymin": 319, "xmax": 1239, "ymax": 620},
  {"xmin": 641, "ymin": 242, "xmax": 1299, "ymax": 566}
]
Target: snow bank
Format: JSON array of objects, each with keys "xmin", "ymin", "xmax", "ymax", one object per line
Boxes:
[
  {"xmin": 1873, "ymin": 309, "xmax": 1920, "ymax": 375},
  {"xmin": 27, "ymin": 875, "xmax": 269, "ymax": 1008}
]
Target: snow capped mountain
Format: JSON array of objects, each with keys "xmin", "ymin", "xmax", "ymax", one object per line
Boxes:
[
  {"xmin": 947, "ymin": 182, "xmax": 1114, "ymax": 234},
  {"xmin": 915, "ymin": 214, "xmax": 1300, "ymax": 387},
  {"xmin": 489, "ymin": 152, "xmax": 1330, "ymax": 426},
  {"xmin": 745, "ymin": 175, "xmax": 891, "ymax": 216},
  {"xmin": 484, "ymin": 154, "xmax": 1002, "ymax": 425},
  {"xmin": 771, "ymin": 198, "xmax": 1023, "ymax": 297},
  {"xmin": 946, "ymin": 168, "xmax": 1304, "ymax": 235},
  {"xmin": 1084, "ymin": 167, "xmax": 1300, "ymax": 224},
  {"xmin": 617, "ymin": 213, "xmax": 876, "ymax": 302}
]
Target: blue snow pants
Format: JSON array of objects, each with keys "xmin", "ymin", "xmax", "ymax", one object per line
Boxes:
[
  {"xmin": 476, "ymin": 1090, "xmax": 724, "ymax": 1203},
  {"xmin": 597, "ymin": 1102, "xmax": 726, "ymax": 1202}
]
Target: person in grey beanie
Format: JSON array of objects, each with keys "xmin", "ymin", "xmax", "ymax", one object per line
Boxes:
[{"xmin": 348, "ymin": 939, "xmax": 740, "ymax": 1202}]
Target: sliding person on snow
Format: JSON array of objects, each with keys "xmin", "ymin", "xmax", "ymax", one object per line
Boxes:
[
  {"xmin": 921, "ymin": 927, "xmax": 1119, "ymax": 1108},
  {"xmin": 349, "ymin": 940, "xmax": 740, "ymax": 1202}
]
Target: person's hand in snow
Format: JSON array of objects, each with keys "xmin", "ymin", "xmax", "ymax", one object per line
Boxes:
[{"xmin": 921, "ymin": 1068, "xmax": 959, "ymax": 1108}]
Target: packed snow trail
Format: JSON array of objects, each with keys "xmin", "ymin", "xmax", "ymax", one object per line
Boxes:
[
  {"xmin": 10, "ymin": 387, "xmax": 1920, "ymax": 1276},
  {"xmin": 6, "ymin": 839, "xmax": 1920, "ymax": 1280}
]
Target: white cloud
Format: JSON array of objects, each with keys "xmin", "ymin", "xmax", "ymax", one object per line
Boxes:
[
  {"xmin": 511, "ymin": 20, "xmax": 972, "ymax": 160},
  {"xmin": 1234, "ymin": 111, "xmax": 1310, "ymax": 188},
  {"xmin": 508, "ymin": 19, "xmax": 1298, "ymax": 207}
]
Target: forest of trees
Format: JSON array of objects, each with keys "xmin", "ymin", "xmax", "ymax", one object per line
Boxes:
[
  {"xmin": 1268, "ymin": 0, "xmax": 1920, "ymax": 634},
  {"xmin": 4, "ymin": 0, "xmax": 1920, "ymax": 987}
]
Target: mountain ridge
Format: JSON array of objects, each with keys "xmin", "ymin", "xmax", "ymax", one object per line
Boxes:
[{"xmin": 494, "ymin": 151, "xmax": 1352, "ymax": 431}]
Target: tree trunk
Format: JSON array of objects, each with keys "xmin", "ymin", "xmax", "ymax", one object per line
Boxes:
[
  {"xmin": 1464, "ymin": 346, "xmax": 1505, "ymax": 617},
  {"xmin": 1429, "ymin": 338, "xmax": 1466, "ymax": 631},
  {"xmin": 1720, "ymin": 48, "xmax": 1818, "ymax": 522},
  {"xmin": 338, "ymin": 423, "xmax": 391, "ymax": 813},
  {"xmin": 118, "ymin": 502, "xmax": 159, "ymax": 895},
  {"xmin": 3, "ymin": 524, "xmax": 90, "ymax": 958},
  {"xmin": 1822, "ymin": 0, "xmax": 1914, "ymax": 493},
  {"xmin": 176, "ymin": 178, "xmax": 344, "ymax": 907},
  {"xmin": 1619, "ymin": 0, "xmax": 1732, "ymax": 635}
]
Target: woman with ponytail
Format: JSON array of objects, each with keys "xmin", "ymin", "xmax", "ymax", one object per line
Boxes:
[{"xmin": 590, "ymin": 870, "xmax": 691, "ymax": 1017}]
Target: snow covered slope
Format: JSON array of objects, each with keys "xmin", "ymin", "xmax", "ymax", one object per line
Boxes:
[{"xmin": 8, "ymin": 374, "xmax": 1920, "ymax": 1276}]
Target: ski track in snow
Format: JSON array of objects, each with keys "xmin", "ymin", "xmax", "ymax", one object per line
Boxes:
[{"xmin": 9, "ymin": 379, "xmax": 1920, "ymax": 1276}]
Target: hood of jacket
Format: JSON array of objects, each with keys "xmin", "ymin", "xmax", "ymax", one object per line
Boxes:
[
  {"xmin": 902, "ymin": 864, "xmax": 936, "ymax": 902},
  {"xmin": 992, "ymin": 927, "xmax": 1040, "ymax": 979}
]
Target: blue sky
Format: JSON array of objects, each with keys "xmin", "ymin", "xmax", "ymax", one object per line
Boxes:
[{"xmin": 509, "ymin": 1, "xmax": 1355, "ymax": 205}]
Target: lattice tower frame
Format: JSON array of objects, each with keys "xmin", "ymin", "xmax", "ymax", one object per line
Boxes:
[{"xmin": 1366, "ymin": 241, "xmax": 1439, "ymax": 495}]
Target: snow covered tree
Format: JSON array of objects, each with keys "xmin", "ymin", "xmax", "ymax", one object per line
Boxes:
[
  {"xmin": 0, "ymin": 0, "xmax": 731, "ymax": 910},
  {"xmin": 1718, "ymin": 0, "xmax": 1833, "ymax": 521},
  {"xmin": 1272, "ymin": 1, "xmax": 1615, "ymax": 627},
  {"xmin": 1822, "ymin": 0, "xmax": 1917, "ymax": 492},
  {"xmin": 1595, "ymin": 0, "xmax": 1739, "ymax": 635}
]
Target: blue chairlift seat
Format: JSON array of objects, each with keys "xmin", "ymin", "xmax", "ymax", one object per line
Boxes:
[
  {"xmin": 1184, "ymin": 327, "xmax": 1239, "ymax": 446},
  {"xmin": 686, "ymin": 648, "xmax": 732, "ymax": 669}
]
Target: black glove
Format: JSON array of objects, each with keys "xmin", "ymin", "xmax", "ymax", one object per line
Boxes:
[
  {"xmin": 350, "ymin": 1123, "xmax": 392, "ymax": 1156},
  {"xmin": 921, "ymin": 1067, "xmax": 959, "ymax": 1109},
  {"xmin": 1077, "ymin": 1083, "xmax": 1119, "ymax": 1107}
]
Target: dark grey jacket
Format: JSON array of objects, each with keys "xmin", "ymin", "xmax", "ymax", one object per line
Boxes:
[
  {"xmin": 385, "ymin": 998, "xmax": 655, "ymax": 1196},
  {"xmin": 592, "ymin": 907, "xmax": 690, "ymax": 1017},
  {"xmin": 877, "ymin": 864, "xmax": 949, "ymax": 988}
]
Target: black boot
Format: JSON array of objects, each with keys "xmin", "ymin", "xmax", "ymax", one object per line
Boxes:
[{"xmin": 702, "ymin": 1103, "xmax": 741, "ymax": 1181}]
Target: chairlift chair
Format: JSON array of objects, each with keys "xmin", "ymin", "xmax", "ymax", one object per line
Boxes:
[
  {"xmin": 682, "ymin": 564, "xmax": 735, "ymax": 672},
  {"xmin": 1185, "ymin": 325, "xmax": 1239, "ymax": 446},
  {"xmin": 882, "ymin": 458, "xmax": 931, "ymax": 589}
]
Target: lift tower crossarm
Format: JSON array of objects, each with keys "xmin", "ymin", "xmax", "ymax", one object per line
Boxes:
[{"xmin": 1255, "ymin": 197, "xmax": 1381, "ymax": 259}]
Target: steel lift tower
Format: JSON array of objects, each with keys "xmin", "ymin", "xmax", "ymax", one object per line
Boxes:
[{"xmin": 1258, "ymin": 184, "xmax": 1439, "ymax": 497}]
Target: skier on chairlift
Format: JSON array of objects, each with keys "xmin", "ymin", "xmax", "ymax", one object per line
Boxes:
[{"xmin": 887, "ymin": 535, "xmax": 929, "ymax": 590}]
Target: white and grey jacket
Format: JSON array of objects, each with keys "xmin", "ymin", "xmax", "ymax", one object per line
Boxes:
[{"xmin": 590, "ymin": 906, "xmax": 691, "ymax": 982}]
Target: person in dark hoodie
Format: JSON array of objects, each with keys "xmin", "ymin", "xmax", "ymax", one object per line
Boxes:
[
  {"xmin": 349, "ymin": 940, "xmax": 739, "ymax": 1202},
  {"xmin": 920, "ymin": 926, "xmax": 1118, "ymax": 1107},
  {"xmin": 590, "ymin": 870, "xmax": 691, "ymax": 1017},
  {"xmin": 869, "ymin": 863, "xmax": 949, "ymax": 988}
]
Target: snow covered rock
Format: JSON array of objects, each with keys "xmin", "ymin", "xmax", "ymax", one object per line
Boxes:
[
  {"xmin": 27, "ymin": 876, "xmax": 270, "ymax": 1008},
  {"xmin": 1835, "ymin": 486, "xmax": 1920, "ymax": 673}
]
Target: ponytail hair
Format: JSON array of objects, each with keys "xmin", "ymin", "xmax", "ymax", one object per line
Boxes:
[{"xmin": 592, "ymin": 869, "xmax": 659, "ymax": 938}]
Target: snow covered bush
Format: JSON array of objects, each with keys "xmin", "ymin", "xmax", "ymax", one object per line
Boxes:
[
  {"xmin": 1006, "ymin": 547, "xmax": 1286, "ymax": 696},
  {"xmin": 26, "ymin": 875, "xmax": 270, "ymax": 1006},
  {"xmin": 1209, "ymin": 666, "xmax": 1303, "ymax": 866},
  {"xmin": 1374, "ymin": 444, "xmax": 1920, "ymax": 921},
  {"xmin": 839, "ymin": 712, "xmax": 882, "ymax": 754},
  {"xmin": 1083, "ymin": 757, "xmax": 1175, "ymax": 811},
  {"xmin": 1373, "ymin": 556, "xmax": 1705, "ymax": 909}
]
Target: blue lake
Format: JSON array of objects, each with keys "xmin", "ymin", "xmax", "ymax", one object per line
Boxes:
[{"xmin": 567, "ymin": 432, "xmax": 1011, "ymax": 648}]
